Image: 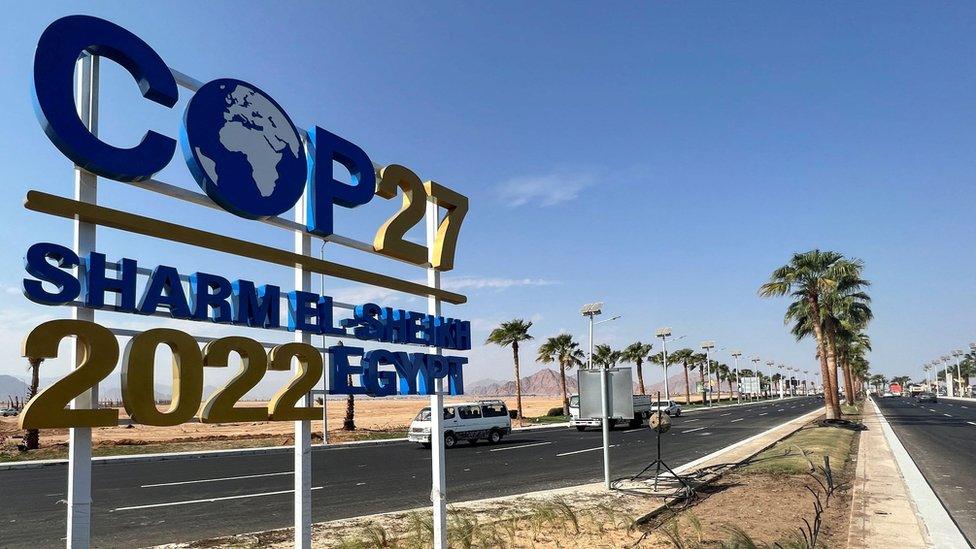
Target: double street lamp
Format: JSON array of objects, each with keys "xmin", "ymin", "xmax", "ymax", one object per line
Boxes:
[
  {"xmin": 656, "ymin": 328, "xmax": 673, "ymax": 401},
  {"xmin": 580, "ymin": 302, "xmax": 620, "ymax": 489},
  {"xmin": 701, "ymin": 341, "xmax": 715, "ymax": 405}
]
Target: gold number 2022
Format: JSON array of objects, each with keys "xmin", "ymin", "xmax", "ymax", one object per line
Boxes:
[
  {"xmin": 373, "ymin": 164, "xmax": 468, "ymax": 271},
  {"xmin": 19, "ymin": 320, "xmax": 325, "ymax": 429}
]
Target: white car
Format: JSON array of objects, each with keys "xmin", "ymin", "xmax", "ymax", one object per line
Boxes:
[
  {"xmin": 408, "ymin": 400, "xmax": 511, "ymax": 448},
  {"xmin": 0, "ymin": 408, "xmax": 18, "ymax": 417},
  {"xmin": 650, "ymin": 400, "xmax": 682, "ymax": 417}
]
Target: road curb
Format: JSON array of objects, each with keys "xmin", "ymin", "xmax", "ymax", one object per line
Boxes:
[{"xmin": 871, "ymin": 397, "xmax": 970, "ymax": 548}]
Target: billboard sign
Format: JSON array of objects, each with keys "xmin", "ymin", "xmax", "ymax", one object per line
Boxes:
[{"xmin": 22, "ymin": 14, "xmax": 473, "ymax": 547}]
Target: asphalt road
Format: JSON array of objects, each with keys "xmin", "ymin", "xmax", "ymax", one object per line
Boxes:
[
  {"xmin": 875, "ymin": 396, "xmax": 976, "ymax": 546},
  {"xmin": 0, "ymin": 397, "xmax": 820, "ymax": 548}
]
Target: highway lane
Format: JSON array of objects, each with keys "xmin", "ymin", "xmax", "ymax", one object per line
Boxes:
[
  {"xmin": 875, "ymin": 396, "xmax": 976, "ymax": 546},
  {"xmin": 0, "ymin": 397, "xmax": 820, "ymax": 548}
]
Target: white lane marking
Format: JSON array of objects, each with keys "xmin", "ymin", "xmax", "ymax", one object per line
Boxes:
[
  {"xmin": 961, "ymin": 406, "xmax": 969, "ymax": 409},
  {"xmin": 681, "ymin": 427, "xmax": 705, "ymax": 434},
  {"xmin": 759, "ymin": 412, "xmax": 768, "ymax": 416},
  {"xmin": 776, "ymin": 409, "xmax": 785, "ymax": 412},
  {"xmin": 928, "ymin": 408, "xmax": 938, "ymax": 412},
  {"xmin": 701, "ymin": 432, "xmax": 712, "ymax": 435},
  {"xmin": 556, "ymin": 445, "xmax": 617, "ymax": 457},
  {"xmin": 141, "ymin": 471, "xmax": 290, "ymax": 488},
  {"xmin": 621, "ymin": 429, "xmax": 644, "ymax": 435},
  {"xmin": 683, "ymin": 418, "xmax": 700, "ymax": 423},
  {"xmin": 113, "ymin": 486, "xmax": 324, "ymax": 511},
  {"xmin": 355, "ymin": 482, "xmax": 366, "ymax": 486},
  {"xmin": 967, "ymin": 421, "xmax": 976, "ymax": 427},
  {"xmin": 489, "ymin": 441, "xmax": 552, "ymax": 452},
  {"xmin": 730, "ymin": 418, "xmax": 744, "ymax": 423},
  {"xmin": 720, "ymin": 413, "xmax": 732, "ymax": 416},
  {"xmin": 943, "ymin": 414, "xmax": 952, "ymax": 417}
]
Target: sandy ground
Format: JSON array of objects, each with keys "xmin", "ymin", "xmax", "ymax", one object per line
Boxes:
[{"xmin": 0, "ymin": 396, "xmax": 562, "ymax": 446}]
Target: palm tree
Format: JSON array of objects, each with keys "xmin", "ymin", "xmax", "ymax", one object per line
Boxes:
[
  {"xmin": 537, "ymin": 334, "xmax": 585, "ymax": 415},
  {"xmin": 592, "ymin": 344, "xmax": 621, "ymax": 368},
  {"xmin": 759, "ymin": 250, "xmax": 868, "ymax": 420},
  {"xmin": 620, "ymin": 342, "xmax": 653, "ymax": 395},
  {"xmin": 486, "ymin": 319, "xmax": 533, "ymax": 425},
  {"xmin": 669, "ymin": 348, "xmax": 695, "ymax": 404},
  {"xmin": 690, "ymin": 353, "xmax": 707, "ymax": 403},
  {"xmin": 714, "ymin": 362, "xmax": 727, "ymax": 403},
  {"xmin": 23, "ymin": 357, "xmax": 42, "ymax": 450},
  {"xmin": 336, "ymin": 341, "xmax": 355, "ymax": 431},
  {"xmin": 719, "ymin": 363, "xmax": 734, "ymax": 398}
]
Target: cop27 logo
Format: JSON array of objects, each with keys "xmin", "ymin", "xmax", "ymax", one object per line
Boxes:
[{"xmin": 33, "ymin": 15, "xmax": 467, "ymax": 270}]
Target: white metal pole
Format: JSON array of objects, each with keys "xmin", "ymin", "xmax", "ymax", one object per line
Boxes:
[
  {"xmin": 294, "ymin": 189, "xmax": 313, "ymax": 549},
  {"xmin": 778, "ymin": 366, "xmax": 784, "ymax": 399},
  {"xmin": 662, "ymin": 337, "xmax": 670, "ymax": 401},
  {"xmin": 955, "ymin": 354, "xmax": 963, "ymax": 398},
  {"xmin": 599, "ymin": 347, "xmax": 611, "ymax": 489},
  {"xmin": 765, "ymin": 362, "xmax": 772, "ymax": 400},
  {"xmin": 588, "ymin": 316, "xmax": 594, "ymax": 369},
  {"xmin": 704, "ymin": 348, "xmax": 711, "ymax": 406},
  {"xmin": 943, "ymin": 358, "xmax": 951, "ymax": 397},
  {"xmin": 427, "ymin": 196, "xmax": 447, "ymax": 549},
  {"xmin": 319, "ymin": 243, "xmax": 329, "ymax": 446},
  {"xmin": 68, "ymin": 53, "xmax": 98, "ymax": 549}
]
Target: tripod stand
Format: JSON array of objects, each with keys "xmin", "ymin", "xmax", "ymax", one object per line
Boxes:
[{"xmin": 630, "ymin": 393, "xmax": 695, "ymax": 498}]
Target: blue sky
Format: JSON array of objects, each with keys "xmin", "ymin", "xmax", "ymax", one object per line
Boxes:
[{"xmin": 0, "ymin": 2, "xmax": 974, "ymax": 391}]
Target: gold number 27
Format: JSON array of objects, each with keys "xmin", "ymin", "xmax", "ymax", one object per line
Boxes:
[{"xmin": 373, "ymin": 164, "xmax": 468, "ymax": 271}]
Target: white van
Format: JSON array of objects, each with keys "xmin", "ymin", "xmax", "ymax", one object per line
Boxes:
[{"xmin": 408, "ymin": 400, "xmax": 512, "ymax": 448}]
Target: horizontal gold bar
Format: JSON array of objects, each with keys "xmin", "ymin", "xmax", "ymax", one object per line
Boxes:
[{"xmin": 24, "ymin": 191, "xmax": 466, "ymax": 305}]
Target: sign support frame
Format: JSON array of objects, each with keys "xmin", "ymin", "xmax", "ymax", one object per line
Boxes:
[
  {"xmin": 67, "ymin": 52, "xmax": 98, "ymax": 549},
  {"xmin": 427, "ymin": 194, "xmax": 447, "ymax": 548},
  {"xmin": 294, "ymin": 190, "xmax": 313, "ymax": 548}
]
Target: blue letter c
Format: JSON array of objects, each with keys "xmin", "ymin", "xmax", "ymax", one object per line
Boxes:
[{"xmin": 32, "ymin": 15, "xmax": 178, "ymax": 182}]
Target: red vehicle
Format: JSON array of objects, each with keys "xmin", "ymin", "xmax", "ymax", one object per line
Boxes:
[{"xmin": 889, "ymin": 383, "xmax": 903, "ymax": 396}]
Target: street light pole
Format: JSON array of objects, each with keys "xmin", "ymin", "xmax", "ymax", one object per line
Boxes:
[
  {"xmin": 656, "ymin": 328, "xmax": 673, "ymax": 401},
  {"xmin": 581, "ymin": 302, "xmax": 606, "ymax": 488},
  {"xmin": 765, "ymin": 361, "xmax": 774, "ymax": 400},
  {"xmin": 751, "ymin": 356, "xmax": 761, "ymax": 400},
  {"xmin": 581, "ymin": 303, "xmax": 619, "ymax": 490},
  {"xmin": 953, "ymin": 350, "xmax": 964, "ymax": 398},
  {"xmin": 732, "ymin": 351, "xmax": 742, "ymax": 405},
  {"xmin": 701, "ymin": 341, "xmax": 715, "ymax": 406},
  {"xmin": 941, "ymin": 355, "xmax": 952, "ymax": 397}
]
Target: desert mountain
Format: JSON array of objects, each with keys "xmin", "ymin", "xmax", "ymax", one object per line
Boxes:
[
  {"xmin": 467, "ymin": 367, "xmax": 711, "ymax": 399},
  {"xmin": 467, "ymin": 368, "xmax": 578, "ymax": 396}
]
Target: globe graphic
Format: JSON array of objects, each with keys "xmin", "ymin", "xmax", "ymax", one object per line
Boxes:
[{"xmin": 181, "ymin": 78, "xmax": 307, "ymax": 219}]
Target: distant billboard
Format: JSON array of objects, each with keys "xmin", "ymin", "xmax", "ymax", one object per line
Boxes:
[{"xmin": 740, "ymin": 376, "xmax": 761, "ymax": 394}]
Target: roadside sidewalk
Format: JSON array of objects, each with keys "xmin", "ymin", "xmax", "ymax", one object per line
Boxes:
[
  {"xmin": 848, "ymin": 398, "xmax": 929, "ymax": 548},
  {"xmin": 848, "ymin": 398, "xmax": 970, "ymax": 548}
]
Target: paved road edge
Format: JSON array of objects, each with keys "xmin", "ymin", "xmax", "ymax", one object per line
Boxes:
[{"xmin": 871, "ymin": 396, "xmax": 970, "ymax": 549}]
